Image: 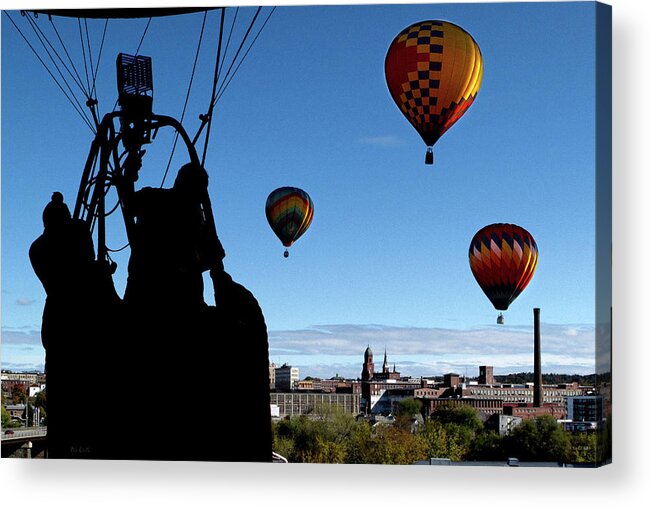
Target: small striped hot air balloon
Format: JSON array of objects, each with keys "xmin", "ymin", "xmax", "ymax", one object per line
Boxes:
[
  {"xmin": 265, "ymin": 187, "xmax": 314, "ymax": 258},
  {"xmin": 469, "ymin": 223, "xmax": 538, "ymax": 324},
  {"xmin": 385, "ymin": 20, "xmax": 484, "ymax": 165}
]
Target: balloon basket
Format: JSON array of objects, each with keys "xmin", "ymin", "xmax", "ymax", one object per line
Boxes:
[
  {"xmin": 497, "ymin": 313, "xmax": 504, "ymax": 325},
  {"xmin": 425, "ymin": 147, "xmax": 434, "ymax": 165},
  {"xmin": 284, "ymin": 249, "xmax": 289, "ymax": 258}
]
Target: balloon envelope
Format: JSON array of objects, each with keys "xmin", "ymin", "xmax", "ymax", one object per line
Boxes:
[
  {"xmin": 265, "ymin": 187, "xmax": 314, "ymax": 250},
  {"xmin": 385, "ymin": 20, "xmax": 483, "ymax": 152},
  {"xmin": 468, "ymin": 223, "xmax": 538, "ymax": 311}
]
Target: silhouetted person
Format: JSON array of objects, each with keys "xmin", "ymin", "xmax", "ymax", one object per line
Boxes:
[
  {"xmin": 30, "ymin": 192, "xmax": 95, "ymax": 347},
  {"xmin": 118, "ymin": 163, "xmax": 231, "ymax": 460},
  {"xmin": 124, "ymin": 162, "xmax": 225, "ymax": 311},
  {"xmin": 206, "ymin": 269, "xmax": 273, "ymax": 462},
  {"xmin": 29, "ymin": 192, "xmax": 111, "ymax": 457}
]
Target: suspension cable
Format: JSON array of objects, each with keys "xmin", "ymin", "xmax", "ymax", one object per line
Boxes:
[
  {"xmin": 81, "ymin": 18, "xmax": 104, "ymax": 130},
  {"xmin": 200, "ymin": 7, "xmax": 226, "ymax": 168},
  {"xmin": 134, "ymin": 17, "xmax": 152, "ymax": 56},
  {"xmin": 215, "ymin": 6, "xmax": 276, "ymax": 103},
  {"xmin": 23, "ymin": 13, "xmax": 95, "ymax": 130},
  {"xmin": 5, "ymin": 11, "xmax": 95, "ymax": 132},
  {"xmin": 78, "ymin": 18, "xmax": 93, "ymax": 97},
  {"xmin": 211, "ymin": 6, "xmax": 262, "ymax": 109},
  {"xmin": 49, "ymin": 16, "xmax": 89, "ymax": 97},
  {"xmin": 25, "ymin": 12, "xmax": 89, "ymax": 99},
  {"xmin": 83, "ymin": 19, "xmax": 97, "ymax": 96},
  {"xmin": 89, "ymin": 19, "xmax": 109, "ymax": 118},
  {"xmin": 216, "ymin": 7, "xmax": 239, "ymax": 85},
  {"xmin": 199, "ymin": 7, "xmax": 275, "ymax": 166},
  {"xmin": 160, "ymin": 10, "xmax": 209, "ymax": 187}
]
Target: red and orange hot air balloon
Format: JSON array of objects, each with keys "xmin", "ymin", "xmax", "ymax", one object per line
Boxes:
[
  {"xmin": 385, "ymin": 20, "xmax": 483, "ymax": 165},
  {"xmin": 265, "ymin": 187, "xmax": 314, "ymax": 258},
  {"xmin": 468, "ymin": 223, "xmax": 538, "ymax": 324}
]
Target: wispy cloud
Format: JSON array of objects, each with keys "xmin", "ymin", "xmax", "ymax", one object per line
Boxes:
[
  {"xmin": 1, "ymin": 327, "xmax": 45, "ymax": 372},
  {"xmin": 1, "ymin": 327, "xmax": 42, "ymax": 345},
  {"xmin": 269, "ymin": 323, "xmax": 597, "ymax": 379},
  {"xmin": 1, "ymin": 361, "xmax": 45, "ymax": 372},
  {"xmin": 357, "ymin": 135, "xmax": 404, "ymax": 147},
  {"xmin": 16, "ymin": 298, "xmax": 36, "ymax": 306}
]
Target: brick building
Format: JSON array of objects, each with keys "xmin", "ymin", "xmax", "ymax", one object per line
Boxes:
[
  {"xmin": 503, "ymin": 403, "xmax": 566, "ymax": 421},
  {"xmin": 270, "ymin": 392, "xmax": 361, "ymax": 418}
]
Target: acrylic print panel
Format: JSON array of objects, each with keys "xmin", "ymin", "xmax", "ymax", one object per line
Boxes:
[{"xmin": 0, "ymin": 1, "xmax": 611, "ymax": 466}]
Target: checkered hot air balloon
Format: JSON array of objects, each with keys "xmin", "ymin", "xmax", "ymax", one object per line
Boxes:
[
  {"xmin": 385, "ymin": 20, "xmax": 484, "ymax": 165},
  {"xmin": 265, "ymin": 187, "xmax": 314, "ymax": 258},
  {"xmin": 469, "ymin": 223, "xmax": 538, "ymax": 324}
]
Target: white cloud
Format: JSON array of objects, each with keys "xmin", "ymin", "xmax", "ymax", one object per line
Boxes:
[
  {"xmin": 1, "ymin": 361, "xmax": 45, "ymax": 372},
  {"xmin": 563, "ymin": 327, "xmax": 580, "ymax": 337},
  {"xmin": 1, "ymin": 327, "xmax": 42, "ymax": 345},
  {"xmin": 15, "ymin": 298, "xmax": 36, "ymax": 306},
  {"xmin": 1, "ymin": 328, "xmax": 45, "ymax": 372},
  {"xmin": 269, "ymin": 323, "xmax": 598, "ymax": 379}
]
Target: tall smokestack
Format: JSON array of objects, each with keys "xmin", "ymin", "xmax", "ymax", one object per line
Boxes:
[{"xmin": 533, "ymin": 308, "xmax": 543, "ymax": 407}]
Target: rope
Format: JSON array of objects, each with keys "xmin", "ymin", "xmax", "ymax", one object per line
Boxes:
[
  {"xmin": 49, "ymin": 16, "xmax": 89, "ymax": 97},
  {"xmin": 81, "ymin": 18, "xmax": 103, "ymax": 130},
  {"xmin": 211, "ymin": 6, "xmax": 262, "ymax": 108},
  {"xmin": 199, "ymin": 6, "xmax": 275, "ymax": 166},
  {"xmin": 89, "ymin": 19, "xmax": 109, "ymax": 118},
  {"xmin": 78, "ymin": 18, "xmax": 92, "ymax": 97},
  {"xmin": 216, "ymin": 7, "xmax": 239, "ymax": 85},
  {"xmin": 83, "ymin": 19, "xmax": 98, "ymax": 98},
  {"xmin": 107, "ymin": 243, "xmax": 130, "ymax": 253},
  {"xmin": 26, "ymin": 12, "xmax": 89, "ymax": 99},
  {"xmin": 200, "ymin": 7, "xmax": 227, "ymax": 168},
  {"xmin": 215, "ymin": 7, "xmax": 276, "ymax": 103},
  {"xmin": 23, "ymin": 13, "xmax": 95, "ymax": 129},
  {"xmin": 161, "ymin": 10, "xmax": 209, "ymax": 187},
  {"xmin": 134, "ymin": 17, "xmax": 152, "ymax": 56},
  {"xmin": 4, "ymin": 11, "xmax": 95, "ymax": 132}
]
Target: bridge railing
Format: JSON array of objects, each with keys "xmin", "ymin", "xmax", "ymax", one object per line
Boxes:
[{"xmin": 1, "ymin": 427, "xmax": 48, "ymax": 441}]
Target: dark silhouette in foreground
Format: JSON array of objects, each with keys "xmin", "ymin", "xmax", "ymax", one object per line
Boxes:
[{"xmin": 30, "ymin": 174, "xmax": 272, "ymax": 462}]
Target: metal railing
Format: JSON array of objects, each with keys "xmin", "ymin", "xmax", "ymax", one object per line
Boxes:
[{"xmin": 1, "ymin": 427, "xmax": 47, "ymax": 441}]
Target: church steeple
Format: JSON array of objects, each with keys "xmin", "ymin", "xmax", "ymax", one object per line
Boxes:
[
  {"xmin": 382, "ymin": 347, "xmax": 389, "ymax": 373},
  {"xmin": 361, "ymin": 345, "xmax": 374, "ymax": 381}
]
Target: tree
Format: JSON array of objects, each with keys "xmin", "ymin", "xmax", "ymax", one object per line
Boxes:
[
  {"xmin": 33, "ymin": 390, "xmax": 46, "ymax": 410},
  {"xmin": 2, "ymin": 404, "xmax": 13, "ymax": 428},
  {"xmin": 504, "ymin": 419, "xmax": 539, "ymax": 460},
  {"xmin": 419, "ymin": 420, "xmax": 457, "ymax": 460},
  {"xmin": 271, "ymin": 420, "xmax": 295, "ymax": 460},
  {"xmin": 569, "ymin": 432, "xmax": 597, "ymax": 463},
  {"xmin": 344, "ymin": 420, "xmax": 373, "ymax": 464},
  {"xmin": 535, "ymin": 415, "xmax": 571, "ymax": 462},
  {"xmin": 397, "ymin": 398, "xmax": 422, "ymax": 417},
  {"xmin": 33, "ymin": 391, "xmax": 47, "ymax": 424},
  {"xmin": 467, "ymin": 430, "xmax": 507, "ymax": 461},
  {"xmin": 394, "ymin": 398, "xmax": 422, "ymax": 431},
  {"xmin": 271, "ymin": 405, "xmax": 363, "ymax": 464},
  {"xmin": 366, "ymin": 425, "xmax": 428, "ymax": 464},
  {"xmin": 425, "ymin": 404, "xmax": 484, "ymax": 460},
  {"xmin": 1, "ymin": 404, "xmax": 21, "ymax": 429},
  {"xmin": 503, "ymin": 416, "xmax": 571, "ymax": 462},
  {"xmin": 11, "ymin": 384, "xmax": 27, "ymax": 405},
  {"xmin": 430, "ymin": 403, "xmax": 483, "ymax": 432}
]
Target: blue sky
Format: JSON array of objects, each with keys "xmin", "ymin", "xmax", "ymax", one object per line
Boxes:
[{"xmin": 1, "ymin": 2, "xmax": 601, "ymax": 378}]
